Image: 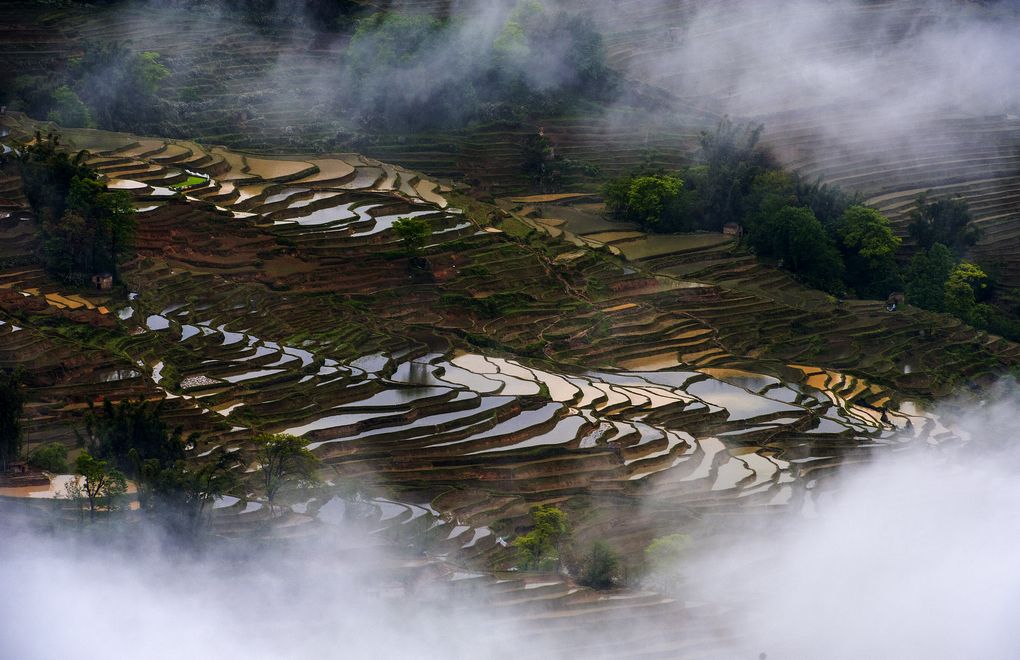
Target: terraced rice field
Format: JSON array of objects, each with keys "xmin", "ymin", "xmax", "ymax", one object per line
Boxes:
[{"xmin": 2, "ymin": 112, "xmax": 1018, "ymax": 650}]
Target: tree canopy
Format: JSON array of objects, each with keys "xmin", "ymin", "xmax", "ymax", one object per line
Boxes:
[
  {"xmin": 513, "ymin": 505, "xmax": 569, "ymax": 570},
  {"xmin": 0, "ymin": 370, "xmax": 24, "ymax": 473},
  {"xmin": 75, "ymin": 451, "xmax": 127, "ymax": 519},
  {"xmin": 836, "ymin": 205, "xmax": 902, "ymax": 298},
  {"xmin": 908, "ymin": 194, "xmax": 980, "ymax": 254},
  {"xmin": 749, "ymin": 205, "xmax": 845, "ymax": 294},
  {"xmin": 255, "ymin": 433, "xmax": 320, "ymax": 510},
  {"xmin": 392, "ymin": 215, "xmax": 431, "ymax": 258},
  {"xmin": 906, "ymin": 243, "xmax": 956, "ymax": 312},
  {"xmin": 18, "ymin": 136, "xmax": 136, "ymax": 283}
]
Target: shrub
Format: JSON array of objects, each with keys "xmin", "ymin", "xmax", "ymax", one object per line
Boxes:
[
  {"xmin": 28, "ymin": 442, "xmax": 69, "ymax": 473},
  {"xmin": 578, "ymin": 541, "xmax": 620, "ymax": 590}
]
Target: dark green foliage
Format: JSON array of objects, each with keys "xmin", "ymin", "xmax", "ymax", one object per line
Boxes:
[
  {"xmin": 392, "ymin": 215, "xmax": 431, "ymax": 257},
  {"xmin": 906, "ymin": 244, "xmax": 956, "ymax": 312},
  {"xmin": 578, "ymin": 541, "xmax": 620, "ymax": 590},
  {"xmin": 17, "ymin": 134, "xmax": 92, "ymax": 220},
  {"xmin": 792, "ymin": 176, "xmax": 859, "ymax": 228},
  {"xmin": 343, "ymin": 5, "xmax": 613, "ymax": 132},
  {"xmin": 4, "ymin": 43, "xmax": 170, "ymax": 132},
  {"xmin": 46, "ymin": 85, "xmax": 93, "ymax": 128},
  {"xmin": 522, "ymin": 132, "xmax": 600, "ymax": 189},
  {"xmin": 696, "ymin": 118, "xmax": 775, "ymax": 229},
  {"xmin": 69, "ymin": 43, "xmax": 170, "ymax": 130},
  {"xmin": 17, "ymin": 136, "xmax": 136, "ymax": 283},
  {"xmin": 514, "ymin": 505, "xmax": 569, "ymax": 570},
  {"xmin": 27, "ymin": 442, "xmax": 68, "ymax": 473},
  {"xmin": 83, "ymin": 398, "xmax": 188, "ymax": 478},
  {"xmin": 137, "ymin": 447, "xmax": 239, "ymax": 527},
  {"xmin": 0, "ymin": 370, "xmax": 24, "ymax": 472},
  {"xmin": 908, "ymin": 194, "xmax": 980, "ymax": 255},
  {"xmin": 255, "ymin": 433, "xmax": 320, "ymax": 510},
  {"xmin": 82, "ymin": 398, "xmax": 239, "ymax": 528},
  {"xmin": 836, "ymin": 206, "xmax": 902, "ymax": 298},
  {"xmin": 75, "ymin": 451, "xmax": 127, "ymax": 519},
  {"xmin": 749, "ymin": 206, "xmax": 845, "ymax": 294}
]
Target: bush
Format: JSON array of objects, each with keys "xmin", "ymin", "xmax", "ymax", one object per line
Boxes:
[
  {"xmin": 28, "ymin": 442, "xmax": 69, "ymax": 473},
  {"xmin": 578, "ymin": 541, "xmax": 620, "ymax": 590}
]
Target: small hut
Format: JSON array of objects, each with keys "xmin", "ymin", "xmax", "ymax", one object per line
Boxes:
[
  {"xmin": 723, "ymin": 222, "xmax": 743, "ymax": 238},
  {"xmin": 91, "ymin": 272, "xmax": 113, "ymax": 290},
  {"xmin": 886, "ymin": 292, "xmax": 905, "ymax": 311}
]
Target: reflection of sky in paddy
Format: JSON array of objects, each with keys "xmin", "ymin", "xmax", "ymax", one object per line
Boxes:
[{"xmin": 684, "ymin": 378, "xmax": 804, "ymax": 420}]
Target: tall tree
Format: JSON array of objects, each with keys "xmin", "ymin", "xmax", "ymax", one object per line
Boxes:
[
  {"xmin": 836, "ymin": 205, "xmax": 902, "ymax": 298},
  {"xmin": 513, "ymin": 505, "xmax": 569, "ymax": 570},
  {"xmin": 697, "ymin": 119, "xmax": 774, "ymax": 229},
  {"xmin": 0, "ymin": 369, "xmax": 24, "ymax": 473},
  {"xmin": 83, "ymin": 398, "xmax": 188, "ymax": 478},
  {"xmin": 75, "ymin": 452, "xmax": 127, "ymax": 520},
  {"xmin": 392, "ymin": 216, "xmax": 431, "ymax": 259},
  {"xmin": 944, "ymin": 261, "xmax": 989, "ymax": 323},
  {"xmin": 906, "ymin": 243, "xmax": 956, "ymax": 312},
  {"xmin": 255, "ymin": 433, "xmax": 320, "ymax": 511},
  {"xmin": 908, "ymin": 194, "xmax": 980, "ymax": 254},
  {"xmin": 750, "ymin": 205, "xmax": 845, "ymax": 294}
]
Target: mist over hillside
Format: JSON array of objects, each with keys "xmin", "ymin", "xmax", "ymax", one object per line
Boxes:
[
  {"xmin": 3, "ymin": 1, "xmax": 1020, "ymax": 658},
  {"xmin": 4, "ymin": 391, "xmax": 1020, "ymax": 659}
]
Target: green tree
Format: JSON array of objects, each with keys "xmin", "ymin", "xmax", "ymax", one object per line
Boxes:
[
  {"xmin": 750, "ymin": 205, "xmax": 845, "ymax": 293},
  {"xmin": 644, "ymin": 533, "xmax": 691, "ymax": 592},
  {"xmin": 140, "ymin": 447, "xmax": 239, "ymax": 530},
  {"xmin": 697, "ymin": 119, "xmax": 774, "ymax": 229},
  {"xmin": 603, "ymin": 176, "xmax": 632, "ymax": 217},
  {"xmin": 836, "ymin": 205, "xmax": 902, "ymax": 298},
  {"xmin": 27, "ymin": 442, "xmax": 68, "ymax": 473},
  {"xmin": 0, "ymin": 369, "xmax": 24, "ymax": 473},
  {"xmin": 83, "ymin": 399, "xmax": 238, "ymax": 529},
  {"xmin": 578, "ymin": 541, "xmax": 620, "ymax": 590},
  {"xmin": 944, "ymin": 261, "xmax": 989, "ymax": 323},
  {"xmin": 70, "ymin": 43, "xmax": 170, "ymax": 130},
  {"xmin": 75, "ymin": 451, "xmax": 127, "ymax": 520},
  {"xmin": 793, "ymin": 176, "xmax": 858, "ymax": 228},
  {"xmin": 255, "ymin": 433, "xmax": 320, "ymax": 511},
  {"xmin": 906, "ymin": 243, "xmax": 956, "ymax": 312},
  {"xmin": 392, "ymin": 215, "xmax": 431, "ymax": 258},
  {"xmin": 18, "ymin": 137, "xmax": 136, "ymax": 283},
  {"xmin": 743, "ymin": 169, "xmax": 797, "ymax": 235},
  {"xmin": 513, "ymin": 505, "xmax": 569, "ymax": 570},
  {"xmin": 908, "ymin": 194, "xmax": 980, "ymax": 254},
  {"xmin": 626, "ymin": 174, "xmax": 684, "ymax": 229},
  {"xmin": 47, "ymin": 85, "xmax": 93, "ymax": 128},
  {"xmin": 17, "ymin": 134, "xmax": 92, "ymax": 220},
  {"xmin": 133, "ymin": 51, "xmax": 171, "ymax": 95},
  {"xmin": 83, "ymin": 398, "xmax": 188, "ymax": 478}
]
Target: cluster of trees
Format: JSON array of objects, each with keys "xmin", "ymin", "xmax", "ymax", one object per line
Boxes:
[
  {"xmin": 512, "ymin": 508, "xmax": 700, "ymax": 593},
  {"xmin": 75, "ymin": 398, "xmax": 238, "ymax": 526},
  {"xmin": 69, "ymin": 398, "xmax": 320, "ymax": 526},
  {"xmin": 16, "ymin": 135, "xmax": 136, "ymax": 284},
  {"xmin": 520, "ymin": 132, "xmax": 600, "ymax": 190},
  {"xmin": 604, "ymin": 120, "xmax": 873, "ymax": 294},
  {"xmin": 343, "ymin": 2, "xmax": 613, "ymax": 132},
  {"xmin": 512, "ymin": 505, "xmax": 623, "ymax": 590},
  {"xmin": 3, "ymin": 42, "xmax": 170, "ymax": 131},
  {"xmin": 604, "ymin": 120, "xmax": 998, "ymax": 325}
]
